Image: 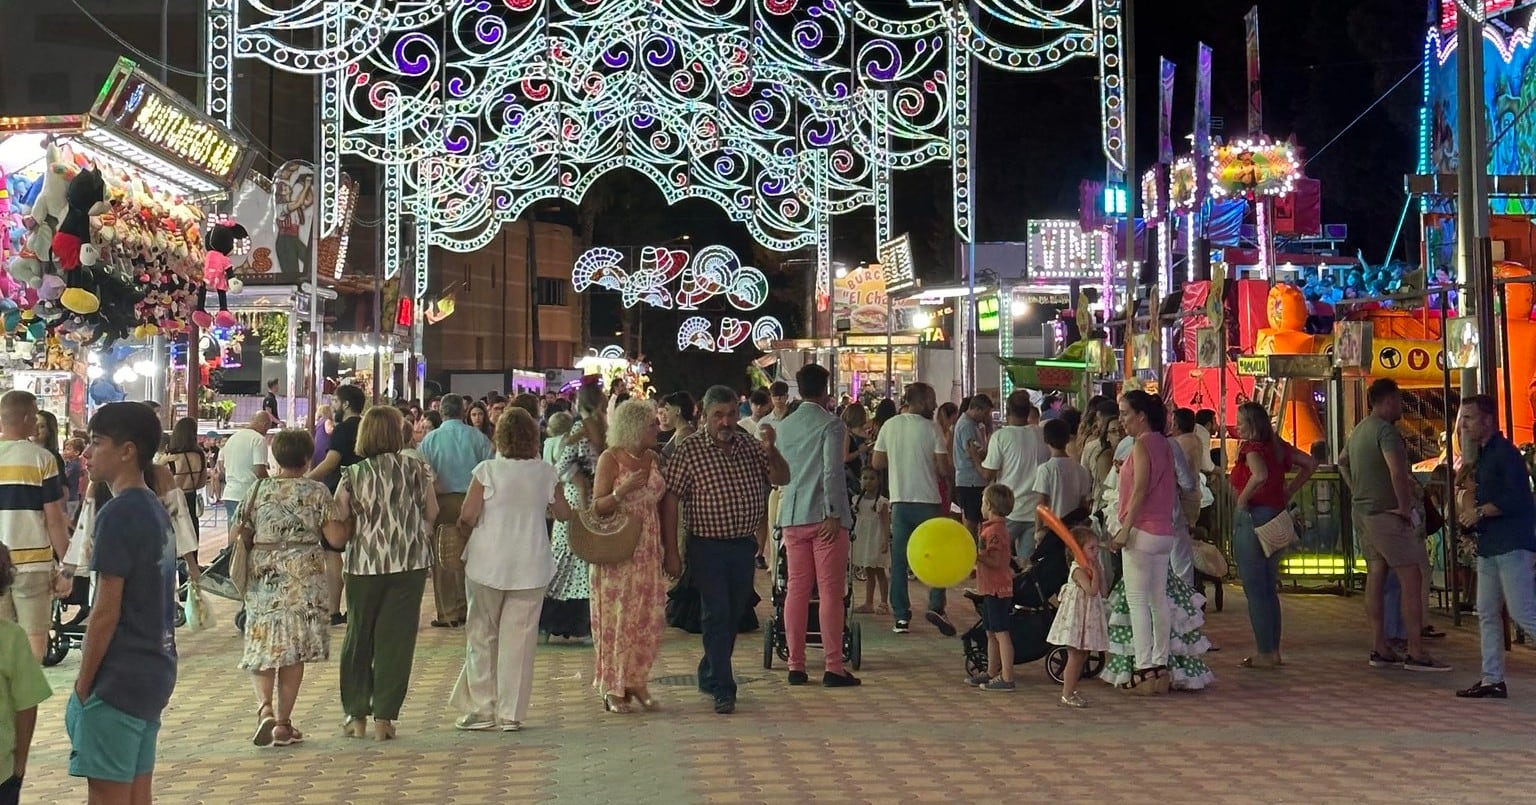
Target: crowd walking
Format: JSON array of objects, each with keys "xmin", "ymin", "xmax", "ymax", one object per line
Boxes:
[{"xmin": 13, "ymin": 373, "xmax": 1536, "ymax": 802}]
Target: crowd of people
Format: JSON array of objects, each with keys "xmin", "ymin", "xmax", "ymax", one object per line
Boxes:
[{"xmin": 0, "ymin": 367, "xmax": 1533, "ymax": 800}]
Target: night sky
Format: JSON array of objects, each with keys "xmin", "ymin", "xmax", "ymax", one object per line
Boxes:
[{"xmin": 588, "ymin": 0, "xmax": 1427, "ymax": 392}]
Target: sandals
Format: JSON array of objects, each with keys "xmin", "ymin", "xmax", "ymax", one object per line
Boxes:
[
  {"xmin": 1119, "ymin": 666, "xmax": 1169, "ymax": 695},
  {"xmin": 875, "ymin": 603, "xmax": 890, "ymax": 615},
  {"xmin": 631, "ymin": 689, "xmax": 660, "ymax": 712},
  {"xmin": 253, "ymin": 703, "xmax": 277, "ymax": 747},
  {"xmin": 341, "ymin": 716, "xmax": 368, "ymax": 739},
  {"xmin": 602, "ymin": 693, "xmax": 633, "ymax": 714},
  {"xmin": 1239, "ymin": 656, "xmax": 1279, "ymax": 670},
  {"xmin": 272, "ymin": 721, "xmax": 304, "ymax": 747},
  {"xmin": 852, "ymin": 604, "xmax": 874, "ymax": 614},
  {"xmin": 373, "ymin": 719, "xmax": 396, "ymax": 741}
]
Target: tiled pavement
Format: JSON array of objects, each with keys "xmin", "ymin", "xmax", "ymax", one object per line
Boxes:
[{"xmin": 22, "ymin": 530, "xmax": 1536, "ymax": 804}]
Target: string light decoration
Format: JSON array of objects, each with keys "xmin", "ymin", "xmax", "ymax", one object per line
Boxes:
[
  {"xmin": 678, "ymin": 314, "xmax": 784, "ymax": 353},
  {"xmin": 1208, "ymin": 139, "xmax": 1300, "ymax": 199},
  {"xmin": 210, "ymin": 0, "xmax": 1129, "ymax": 296},
  {"xmin": 572, "ymin": 244, "xmax": 769, "ymax": 312},
  {"xmin": 1027, "ymin": 219, "xmax": 1111, "ymax": 280},
  {"xmin": 1168, "ymin": 157, "xmax": 1201, "ymax": 212}
]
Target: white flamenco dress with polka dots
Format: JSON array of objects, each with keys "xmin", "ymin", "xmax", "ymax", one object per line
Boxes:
[{"xmin": 1101, "ymin": 570, "xmax": 1215, "ymax": 690}]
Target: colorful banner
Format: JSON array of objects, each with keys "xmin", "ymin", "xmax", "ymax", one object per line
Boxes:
[
  {"xmin": 1159, "ymin": 58, "xmax": 1175, "ymax": 164},
  {"xmin": 1195, "ymin": 43, "xmax": 1212, "ymax": 158},
  {"xmin": 1245, "ymin": 7, "xmax": 1262, "ymax": 135}
]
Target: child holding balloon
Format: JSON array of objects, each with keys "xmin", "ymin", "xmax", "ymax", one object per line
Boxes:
[
  {"xmin": 1046, "ymin": 525, "xmax": 1110, "ymax": 708},
  {"xmin": 968, "ymin": 484, "xmax": 1017, "ymax": 692}
]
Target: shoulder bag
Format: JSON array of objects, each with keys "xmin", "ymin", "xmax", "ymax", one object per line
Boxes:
[
  {"xmin": 229, "ymin": 477, "xmax": 265, "ymax": 597},
  {"xmin": 567, "ymin": 473, "xmax": 642, "ymax": 566},
  {"xmin": 1253, "ymin": 508, "xmax": 1299, "ymax": 558}
]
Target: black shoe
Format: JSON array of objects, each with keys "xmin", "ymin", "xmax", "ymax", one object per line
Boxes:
[
  {"xmin": 713, "ymin": 696, "xmax": 736, "ymax": 715},
  {"xmin": 787, "ymin": 671, "xmax": 809, "ymax": 686},
  {"xmin": 1456, "ymin": 681, "xmax": 1508, "ymax": 698},
  {"xmin": 330, "ymin": 612, "xmax": 346, "ymax": 626},
  {"xmin": 1367, "ymin": 650, "xmax": 1403, "ymax": 669},
  {"xmin": 1403, "ymin": 654, "xmax": 1451, "ymax": 672},
  {"xmin": 823, "ymin": 671, "xmax": 862, "ymax": 688},
  {"xmin": 1421, "ymin": 625, "xmax": 1447, "ymax": 640},
  {"xmin": 892, "ymin": 620, "xmax": 910, "ymax": 634},
  {"xmin": 925, "ymin": 610, "xmax": 957, "ymax": 637}
]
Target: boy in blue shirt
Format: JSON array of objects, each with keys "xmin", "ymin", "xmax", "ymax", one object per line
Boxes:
[{"xmin": 66, "ymin": 403, "xmax": 177, "ymax": 802}]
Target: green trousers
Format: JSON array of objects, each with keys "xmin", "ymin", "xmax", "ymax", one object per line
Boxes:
[{"xmin": 339, "ymin": 568, "xmax": 428, "ymax": 721}]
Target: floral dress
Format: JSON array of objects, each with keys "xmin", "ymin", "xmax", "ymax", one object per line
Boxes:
[
  {"xmin": 543, "ymin": 430, "xmax": 598, "ymax": 638},
  {"xmin": 1101, "ymin": 568, "xmax": 1215, "ymax": 690},
  {"xmin": 590, "ymin": 459, "xmax": 667, "ymax": 695},
  {"xmin": 237, "ymin": 477, "xmax": 333, "ymax": 671}
]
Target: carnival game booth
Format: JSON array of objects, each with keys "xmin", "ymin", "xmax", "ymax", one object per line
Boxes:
[{"xmin": 0, "ymin": 57, "xmax": 252, "ymax": 424}]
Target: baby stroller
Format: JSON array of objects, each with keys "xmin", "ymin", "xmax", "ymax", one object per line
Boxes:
[
  {"xmin": 762, "ymin": 529, "xmax": 863, "ymax": 671},
  {"xmin": 46, "ymin": 558, "xmax": 204, "ymax": 667},
  {"xmin": 960, "ymin": 514, "xmax": 1105, "ymax": 683},
  {"xmin": 198, "ymin": 544, "xmax": 247, "ymax": 632}
]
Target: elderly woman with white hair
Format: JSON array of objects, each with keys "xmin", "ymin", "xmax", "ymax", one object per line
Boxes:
[{"xmin": 586, "ymin": 398, "xmax": 669, "ymax": 713}]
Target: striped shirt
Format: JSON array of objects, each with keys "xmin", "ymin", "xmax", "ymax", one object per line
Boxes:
[{"xmin": 0, "ymin": 439, "xmax": 63, "ymax": 571}]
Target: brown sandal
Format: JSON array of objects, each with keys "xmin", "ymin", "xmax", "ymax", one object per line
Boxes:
[
  {"xmin": 272, "ymin": 720, "xmax": 304, "ymax": 747},
  {"xmin": 253, "ymin": 703, "xmax": 277, "ymax": 747}
]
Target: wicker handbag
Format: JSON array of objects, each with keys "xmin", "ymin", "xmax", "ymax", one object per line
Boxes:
[{"xmin": 567, "ymin": 489, "xmax": 642, "ymax": 565}]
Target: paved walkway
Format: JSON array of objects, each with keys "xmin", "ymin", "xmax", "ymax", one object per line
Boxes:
[{"xmin": 22, "ymin": 550, "xmax": 1536, "ymax": 804}]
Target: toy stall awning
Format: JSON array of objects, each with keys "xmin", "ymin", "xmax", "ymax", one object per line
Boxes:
[{"xmin": 0, "ymin": 57, "xmax": 252, "ymax": 198}]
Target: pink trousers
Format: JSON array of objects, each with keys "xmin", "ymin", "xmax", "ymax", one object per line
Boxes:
[{"xmin": 782, "ymin": 524, "xmax": 850, "ymax": 674}]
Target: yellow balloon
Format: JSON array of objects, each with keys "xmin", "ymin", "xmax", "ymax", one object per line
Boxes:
[{"xmin": 907, "ymin": 517, "xmax": 978, "ymax": 589}]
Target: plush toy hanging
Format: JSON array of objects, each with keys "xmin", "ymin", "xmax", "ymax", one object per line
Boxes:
[
  {"xmin": 51, "ymin": 167, "xmax": 106, "ymax": 315},
  {"xmin": 193, "ymin": 222, "xmax": 244, "ymax": 329}
]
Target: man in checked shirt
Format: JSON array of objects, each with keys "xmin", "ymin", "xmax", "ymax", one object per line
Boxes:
[{"xmin": 662, "ymin": 385, "xmax": 790, "ymax": 715}]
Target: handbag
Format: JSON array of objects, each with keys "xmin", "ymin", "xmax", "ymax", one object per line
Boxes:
[
  {"xmin": 1253, "ymin": 509, "xmax": 1300, "ymax": 557},
  {"xmin": 229, "ymin": 478, "xmax": 265, "ymax": 597},
  {"xmin": 1192, "ymin": 540, "xmax": 1229, "ymax": 578},
  {"xmin": 566, "ymin": 487, "xmax": 642, "ymax": 565}
]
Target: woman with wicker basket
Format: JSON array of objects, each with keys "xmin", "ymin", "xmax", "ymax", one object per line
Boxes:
[{"xmin": 587, "ymin": 399, "xmax": 669, "ymax": 713}]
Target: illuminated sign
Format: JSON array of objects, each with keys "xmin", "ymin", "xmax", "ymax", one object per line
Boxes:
[
  {"xmin": 1027, "ymin": 219, "xmax": 1110, "ymax": 280},
  {"xmin": 91, "ymin": 58, "xmax": 248, "ymax": 186},
  {"xmin": 1237, "ymin": 355, "xmax": 1268, "ymax": 376},
  {"xmin": 977, "ymin": 296, "xmax": 1000, "ymax": 334},
  {"xmin": 879, "ymin": 234, "xmax": 916, "ymax": 294},
  {"xmin": 1440, "ymin": 0, "xmax": 1522, "ymax": 30}
]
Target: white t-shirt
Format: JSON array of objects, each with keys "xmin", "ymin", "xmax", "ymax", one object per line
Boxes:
[
  {"xmin": 1032, "ymin": 455, "xmax": 1094, "ymax": 519},
  {"xmin": 463, "ymin": 457, "xmax": 559, "ymax": 591},
  {"xmin": 872, "ymin": 413, "xmax": 945, "ymax": 504},
  {"xmin": 220, "ymin": 428, "xmax": 269, "ymax": 503},
  {"xmin": 981, "ymin": 424, "xmax": 1050, "ymax": 522},
  {"xmin": 740, "ymin": 416, "xmax": 762, "ymax": 439}
]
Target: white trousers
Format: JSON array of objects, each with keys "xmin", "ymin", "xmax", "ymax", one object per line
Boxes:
[
  {"xmin": 1123, "ymin": 528, "xmax": 1177, "ymax": 670},
  {"xmin": 449, "ymin": 581, "xmax": 546, "ymax": 724}
]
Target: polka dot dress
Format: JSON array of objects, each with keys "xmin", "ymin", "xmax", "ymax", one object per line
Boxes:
[{"xmin": 1102, "ymin": 570, "xmax": 1215, "ymax": 691}]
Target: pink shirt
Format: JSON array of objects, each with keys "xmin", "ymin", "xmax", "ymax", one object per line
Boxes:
[{"xmin": 1117, "ymin": 432, "xmax": 1176, "ymax": 535}]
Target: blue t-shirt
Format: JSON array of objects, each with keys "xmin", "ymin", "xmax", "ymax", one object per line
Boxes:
[
  {"xmin": 952, "ymin": 415, "xmax": 985, "ymax": 488},
  {"xmin": 90, "ymin": 487, "xmax": 177, "ymax": 722}
]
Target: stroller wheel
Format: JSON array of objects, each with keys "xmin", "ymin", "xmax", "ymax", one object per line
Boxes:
[
  {"xmin": 1045, "ymin": 647, "xmax": 1107, "ymax": 683},
  {"xmin": 846, "ymin": 620, "xmax": 862, "ymax": 671},
  {"xmin": 762, "ymin": 619, "xmax": 775, "ymax": 670},
  {"xmin": 44, "ymin": 604, "xmax": 69, "ymax": 668},
  {"xmin": 962, "ymin": 631, "xmax": 988, "ymax": 679}
]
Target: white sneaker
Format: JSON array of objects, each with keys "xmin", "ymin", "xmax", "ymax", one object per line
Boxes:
[
  {"xmin": 455, "ymin": 713, "xmax": 497, "ymax": 731},
  {"xmin": 499, "ymin": 720, "xmax": 522, "ymax": 732}
]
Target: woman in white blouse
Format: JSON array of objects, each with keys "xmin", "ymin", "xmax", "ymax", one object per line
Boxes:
[{"xmin": 451, "ymin": 407, "xmax": 572, "ymax": 732}]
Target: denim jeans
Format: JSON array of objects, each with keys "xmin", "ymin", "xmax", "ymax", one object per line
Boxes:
[
  {"xmin": 1233, "ymin": 505, "xmax": 1284, "ymax": 655},
  {"xmin": 689, "ymin": 536, "xmax": 757, "ymax": 700},
  {"xmin": 1382, "ymin": 571, "xmax": 1405, "ymax": 640},
  {"xmin": 890, "ymin": 502, "xmax": 945, "ymax": 622},
  {"xmin": 1476, "ymin": 549, "xmax": 1536, "ymax": 683}
]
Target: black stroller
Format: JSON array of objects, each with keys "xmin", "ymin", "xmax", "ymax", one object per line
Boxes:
[
  {"xmin": 960, "ymin": 515, "xmax": 1105, "ymax": 683},
  {"xmin": 45, "ymin": 557, "xmax": 207, "ymax": 667},
  {"xmin": 762, "ymin": 529, "xmax": 863, "ymax": 671}
]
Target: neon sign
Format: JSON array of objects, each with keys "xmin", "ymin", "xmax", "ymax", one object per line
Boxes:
[{"xmin": 92, "ymin": 59, "xmax": 247, "ymax": 185}]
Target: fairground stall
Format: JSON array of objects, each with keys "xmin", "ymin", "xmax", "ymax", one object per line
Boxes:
[{"xmin": 1, "ymin": 56, "xmax": 252, "ymax": 430}]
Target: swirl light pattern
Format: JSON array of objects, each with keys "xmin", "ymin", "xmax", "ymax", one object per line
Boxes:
[{"xmin": 212, "ymin": 0, "xmax": 1124, "ymax": 305}]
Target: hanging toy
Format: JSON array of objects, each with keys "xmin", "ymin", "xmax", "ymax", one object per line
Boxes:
[
  {"xmin": 52, "ymin": 167, "xmax": 107, "ymax": 315},
  {"xmin": 193, "ymin": 222, "xmax": 245, "ymax": 329}
]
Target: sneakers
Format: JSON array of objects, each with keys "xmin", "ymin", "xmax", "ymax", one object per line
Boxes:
[
  {"xmin": 1456, "ymin": 681, "xmax": 1508, "ymax": 699},
  {"xmin": 981, "ymin": 678, "xmax": 1016, "ymax": 692},
  {"xmin": 1059, "ymin": 692, "xmax": 1087, "ymax": 708},
  {"xmin": 455, "ymin": 713, "xmax": 497, "ymax": 731},
  {"xmin": 1368, "ymin": 650, "xmax": 1403, "ymax": 669},
  {"xmin": 500, "ymin": 720, "xmax": 522, "ymax": 732},
  {"xmin": 925, "ymin": 610, "xmax": 957, "ymax": 637},
  {"xmin": 1403, "ymin": 655, "xmax": 1451, "ymax": 672},
  {"xmin": 713, "ymin": 696, "xmax": 736, "ymax": 715},
  {"xmin": 823, "ymin": 671, "xmax": 862, "ymax": 687},
  {"xmin": 965, "ymin": 673, "xmax": 990, "ymax": 687},
  {"xmin": 892, "ymin": 620, "xmax": 910, "ymax": 634},
  {"xmin": 787, "ymin": 670, "xmax": 809, "ymax": 686}
]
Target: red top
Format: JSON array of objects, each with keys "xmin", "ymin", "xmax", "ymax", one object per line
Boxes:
[
  {"xmin": 975, "ymin": 517, "xmax": 1014, "ymax": 597},
  {"xmin": 1232, "ymin": 440, "xmax": 1289, "ymax": 508}
]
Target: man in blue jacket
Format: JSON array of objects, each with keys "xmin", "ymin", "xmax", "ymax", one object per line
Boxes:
[
  {"xmin": 774, "ymin": 363, "xmax": 860, "ymax": 688},
  {"xmin": 1454, "ymin": 395, "xmax": 1536, "ymax": 699}
]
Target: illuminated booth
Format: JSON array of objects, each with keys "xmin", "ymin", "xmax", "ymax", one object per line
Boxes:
[{"xmin": 0, "ymin": 56, "xmax": 252, "ymax": 429}]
